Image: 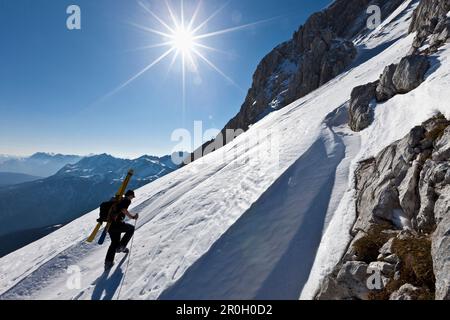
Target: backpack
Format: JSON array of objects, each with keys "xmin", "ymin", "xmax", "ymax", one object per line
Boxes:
[{"xmin": 97, "ymin": 199, "xmax": 115, "ymax": 223}]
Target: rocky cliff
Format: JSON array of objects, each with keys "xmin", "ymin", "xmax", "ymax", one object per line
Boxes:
[
  {"xmin": 409, "ymin": 0, "xmax": 450, "ymax": 53},
  {"xmin": 317, "ymin": 0, "xmax": 450, "ymax": 300},
  {"xmin": 317, "ymin": 115, "xmax": 450, "ymax": 300},
  {"xmin": 187, "ymin": 0, "xmax": 405, "ymax": 163}
]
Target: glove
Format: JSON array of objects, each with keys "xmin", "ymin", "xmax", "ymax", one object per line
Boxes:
[{"xmin": 134, "ymin": 214, "xmax": 139, "ymax": 220}]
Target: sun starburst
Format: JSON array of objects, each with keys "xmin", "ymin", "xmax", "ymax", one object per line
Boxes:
[
  {"xmin": 99, "ymin": 0, "xmax": 278, "ymax": 117},
  {"xmin": 171, "ymin": 27, "xmax": 195, "ymax": 53}
]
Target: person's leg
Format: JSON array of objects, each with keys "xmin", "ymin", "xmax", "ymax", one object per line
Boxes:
[
  {"xmin": 119, "ymin": 223, "xmax": 135, "ymax": 248},
  {"xmin": 105, "ymin": 231, "xmax": 120, "ymax": 263}
]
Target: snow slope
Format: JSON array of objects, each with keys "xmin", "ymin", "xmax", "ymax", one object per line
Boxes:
[{"xmin": 1, "ymin": 0, "xmax": 449, "ymax": 300}]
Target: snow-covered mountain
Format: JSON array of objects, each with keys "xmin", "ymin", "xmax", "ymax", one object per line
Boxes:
[
  {"xmin": 187, "ymin": 0, "xmax": 406, "ymax": 163},
  {"xmin": 0, "ymin": 152, "xmax": 83, "ymax": 177},
  {"xmin": 0, "ymin": 153, "xmax": 182, "ymax": 257},
  {"xmin": 0, "ymin": 0, "xmax": 449, "ymax": 300},
  {"xmin": 57, "ymin": 153, "xmax": 180, "ymax": 182}
]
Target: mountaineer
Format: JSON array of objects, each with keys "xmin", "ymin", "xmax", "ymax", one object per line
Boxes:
[{"xmin": 104, "ymin": 190, "xmax": 139, "ymax": 270}]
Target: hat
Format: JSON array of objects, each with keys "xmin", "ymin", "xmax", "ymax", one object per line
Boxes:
[{"xmin": 125, "ymin": 190, "xmax": 135, "ymax": 197}]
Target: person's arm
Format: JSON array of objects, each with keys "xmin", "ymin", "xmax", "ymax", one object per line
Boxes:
[{"xmin": 122, "ymin": 209, "xmax": 138, "ymax": 220}]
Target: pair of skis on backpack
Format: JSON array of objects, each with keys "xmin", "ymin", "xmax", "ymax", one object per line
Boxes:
[{"xmin": 86, "ymin": 169, "xmax": 134, "ymax": 245}]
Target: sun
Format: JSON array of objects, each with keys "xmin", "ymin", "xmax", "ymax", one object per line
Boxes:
[
  {"xmin": 99, "ymin": 0, "xmax": 277, "ymax": 112},
  {"xmin": 171, "ymin": 26, "xmax": 195, "ymax": 54}
]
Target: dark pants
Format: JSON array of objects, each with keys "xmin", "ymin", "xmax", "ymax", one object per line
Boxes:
[{"xmin": 105, "ymin": 222, "xmax": 135, "ymax": 263}]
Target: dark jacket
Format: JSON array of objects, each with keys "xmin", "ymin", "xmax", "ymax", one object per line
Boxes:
[{"xmin": 112, "ymin": 198, "xmax": 131, "ymax": 224}]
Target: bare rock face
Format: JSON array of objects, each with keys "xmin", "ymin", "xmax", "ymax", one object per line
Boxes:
[
  {"xmin": 379, "ymin": 238, "xmax": 395, "ymax": 257},
  {"xmin": 430, "ymin": 127, "xmax": 450, "ymax": 300},
  {"xmin": 390, "ymin": 284, "xmax": 423, "ymax": 300},
  {"xmin": 409, "ymin": 0, "xmax": 450, "ymax": 34},
  {"xmin": 336, "ymin": 262, "xmax": 372, "ymax": 299},
  {"xmin": 432, "ymin": 184, "xmax": 450, "ymax": 299},
  {"xmin": 375, "ymin": 55, "xmax": 430, "ymax": 103},
  {"xmin": 397, "ymin": 160, "xmax": 421, "ymax": 221},
  {"xmin": 376, "ymin": 64, "xmax": 398, "ymax": 102},
  {"xmin": 316, "ymin": 261, "xmax": 370, "ymax": 300},
  {"xmin": 351, "ymin": 126, "xmax": 426, "ymax": 232},
  {"xmin": 286, "ymin": 16, "xmax": 357, "ymax": 103},
  {"xmin": 368, "ymin": 261, "xmax": 395, "ymax": 276},
  {"xmin": 349, "ymin": 56, "xmax": 429, "ymax": 132},
  {"xmin": 392, "ymin": 55, "xmax": 430, "ymax": 93},
  {"xmin": 384, "ymin": 254, "xmax": 400, "ymax": 265},
  {"xmin": 429, "ymin": 17, "xmax": 450, "ymax": 47},
  {"xmin": 349, "ymin": 82, "xmax": 378, "ymax": 132},
  {"xmin": 409, "ymin": 0, "xmax": 450, "ymax": 53},
  {"xmin": 415, "ymin": 118, "xmax": 450, "ymax": 231},
  {"xmin": 317, "ymin": 114, "xmax": 450, "ymax": 300},
  {"xmin": 433, "ymin": 125, "xmax": 450, "ymax": 161},
  {"xmin": 314, "ymin": 0, "xmax": 448, "ymax": 300}
]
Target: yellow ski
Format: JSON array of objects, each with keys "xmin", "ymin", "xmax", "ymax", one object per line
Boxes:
[
  {"xmin": 86, "ymin": 222, "xmax": 102, "ymax": 243},
  {"xmin": 86, "ymin": 169, "xmax": 134, "ymax": 243}
]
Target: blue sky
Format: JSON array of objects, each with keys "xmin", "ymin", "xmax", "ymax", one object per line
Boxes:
[{"xmin": 0, "ymin": 0, "xmax": 330, "ymax": 158}]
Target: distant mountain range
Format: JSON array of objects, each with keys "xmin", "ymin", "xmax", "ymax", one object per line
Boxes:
[
  {"xmin": 56, "ymin": 153, "xmax": 179, "ymax": 182},
  {"xmin": 0, "ymin": 152, "xmax": 83, "ymax": 177},
  {"xmin": 0, "ymin": 155, "xmax": 17, "ymax": 164},
  {"xmin": 0, "ymin": 172, "xmax": 41, "ymax": 187},
  {"xmin": 0, "ymin": 152, "xmax": 185, "ymax": 257}
]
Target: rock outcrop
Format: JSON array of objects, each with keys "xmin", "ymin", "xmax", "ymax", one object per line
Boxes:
[
  {"xmin": 409, "ymin": 0, "xmax": 450, "ymax": 33},
  {"xmin": 317, "ymin": 114, "xmax": 450, "ymax": 300},
  {"xmin": 376, "ymin": 64, "xmax": 398, "ymax": 102},
  {"xmin": 391, "ymin": 55, "xmax": 430, "ymax": 93},
  {"xmin": 390, "ymin": 283, "xmax": 425, "ymax": 300},
  {"xmin": 375, "ymin": 55, "xmax": 430, "ymax": 102},
  {"xmin": 186, "ymin": 0, "xmax": 406, "ymax": 163},
  {"xmin": 409, "ymin": 0, "xmax": 450, "ymax": 54},
  {"xmin": 347, "ymin": 0, "xmax": 450, "ymax": 133},
  {"xmin": 317, "ymin": 261, "xmax": 371, "ymax": 300},
  {"xmin": 349, "ymin": 81, "xmax": 378, "ymax": 132},
  {"xmin": 349, "ymin": 55, "xmax": 429, "ymax": 131}
]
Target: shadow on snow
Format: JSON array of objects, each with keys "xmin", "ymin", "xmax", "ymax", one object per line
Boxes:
[{"xmin": 159, "ymin": 123, "xmax": 346, "ymax": 300}]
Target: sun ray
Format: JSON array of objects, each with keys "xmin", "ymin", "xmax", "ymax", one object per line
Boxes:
[
  {"xmin": 191, "ymin": 1, "xmax": 230, "ymax": 34},
  {"xmin": 102, "ymin": 47, "xmax": 175, "ymax": 101},
  {"xmin": 187, "ymin": 0, "xmax": 202, "ymax": 31},
  {"xmin": 181, "ymin": 0, "xmax": 185, "ymax": 27},
  {"xmin": 194, "ymin": 16, "xmax": 280, "ymax": 40},
  {"xmin": 161, "ymin": 49, "xmax": 179, "ymax": 84},
  {"xmin": 138, "ymin": 0, "xmax": 175, "ymax": 34},
  {"xmin": 129, "ymin": 21, "xmax": 173, "ymax": 39},
  {"xmin": 165, "ymin": 0, "xmax": 180, "ymax": 30},
  {"xmin": 168, "ymin": 49, "xmax": 180, "ymax": 72},
  {"xmin": 186, "ymin": 51, "xmax": 199, "ymax": 74},
  {"xmin": 192, "ymin": 48, "xmax": 244, "ymax": 93},
  {"xmin": 126, "ymin": 41, "xmax": 173, "ymax": 53},
  {"xmin": 182, "ymin": 52, "xmax": 187, "ymax": 123},
  {"xmin": 193, "ymin": 42, "xmax": 231, "ymax": 56}
]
